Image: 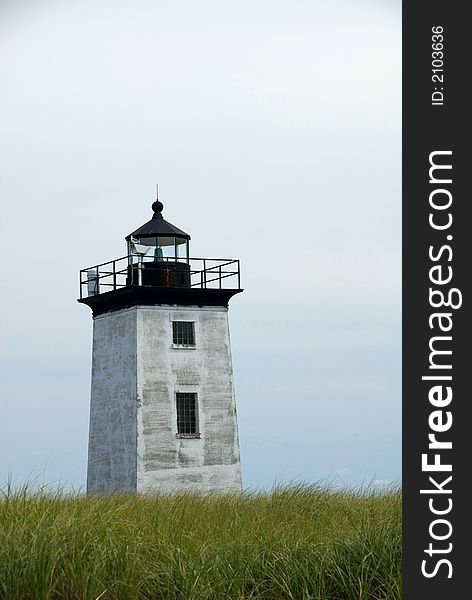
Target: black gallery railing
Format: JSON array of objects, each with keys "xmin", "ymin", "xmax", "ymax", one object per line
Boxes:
[{"xmin": 79, "ymin": 255, "xmax": 241, "ymax": 299}]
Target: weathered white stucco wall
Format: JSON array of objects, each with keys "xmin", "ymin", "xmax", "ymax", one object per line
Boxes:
[
  {"xmin": 136, "ymin": 305, "xmax": 242, "ymax": 493},
  {"xmin": 87, "ymin": 309, "xmax": 137, "ymax": 493},
  {"xmin": 87, "ymin": 304, "xmax": 242, "ymax": 494}
]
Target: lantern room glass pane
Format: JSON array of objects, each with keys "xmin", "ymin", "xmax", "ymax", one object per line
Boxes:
[
  {"xmin": 157, "ymin": 237, "xmax": 176, "ymax": 259},
  {"xmin": 157, "ymin": 236, "xmax": 175, "ymax": 247},
  {"xmin": 177, "ymin": 240, "xmax": 188, "ymax": 260}
]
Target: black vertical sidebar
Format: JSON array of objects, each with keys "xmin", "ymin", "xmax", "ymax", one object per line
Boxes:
[{"xmin": 403, "ymin": 3, "xmax": 470, "ymax": 598}]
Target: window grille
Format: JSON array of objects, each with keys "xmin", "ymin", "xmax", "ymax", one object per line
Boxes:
[
  {"xmin": 176, "ymin": 393, "xmax": 198, "ymax": 435},
  {"xmin": 172, "ymin": 321, "xmax": 195, "ymax": 346}
]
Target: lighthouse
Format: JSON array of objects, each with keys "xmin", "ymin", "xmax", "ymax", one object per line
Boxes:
[{"xmin": 78, "ymin": 195, "xmax": 243, "ymax": 494}]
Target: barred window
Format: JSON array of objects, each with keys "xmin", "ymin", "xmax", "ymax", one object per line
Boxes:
[
  {"xmin": 176, "ymin": 393, "xmax": 198, "ymax": 435},
  {"xmin": 172, "ymin": 321, "xmax": 195, "ymax": 346}
]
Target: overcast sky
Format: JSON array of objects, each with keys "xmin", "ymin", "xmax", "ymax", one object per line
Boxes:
[{"xmin": 0, "ymin": 0, "xmax": 401, "ymax": 491}]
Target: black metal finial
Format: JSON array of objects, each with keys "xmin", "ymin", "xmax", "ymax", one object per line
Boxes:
[{"xmin": 151, "ymin": 184, "xmax": 163, "ymax": 219}]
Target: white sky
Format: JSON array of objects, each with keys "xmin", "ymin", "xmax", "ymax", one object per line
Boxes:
[{"xmin": 0, "ymin": 0, "xmax": 401, "ymax": 490}]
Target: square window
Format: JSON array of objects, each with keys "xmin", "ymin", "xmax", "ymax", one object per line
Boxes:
[
  {"xmin": 176, "ymin": 392, "xmax": 199, "ymax": 435},
  {"xmin": 172, "ymin": 321, "xmax": 195, "ymax": 346}
]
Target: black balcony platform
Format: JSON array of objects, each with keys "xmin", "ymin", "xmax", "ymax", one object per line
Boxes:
[{"xmin": 78, "ymin": 285, "xmax": 242, "ymax": 316}]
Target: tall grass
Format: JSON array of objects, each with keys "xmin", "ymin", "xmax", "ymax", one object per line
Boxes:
[{"xmin": 0, "ymin": 483, "xmax": 401, "ymax": 600}]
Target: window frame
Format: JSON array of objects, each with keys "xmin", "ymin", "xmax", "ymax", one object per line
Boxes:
[
  {"xmin": 172, "ymin": 320, "xmax": 196, "ymax": 348},
  {"xmin": 175, "ymin": 392, "xmax": 200, "ymax": 438}
]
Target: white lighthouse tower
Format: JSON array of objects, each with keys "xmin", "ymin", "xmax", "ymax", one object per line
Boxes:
[{"xmin": 79, "ymin": 195, "xmax": 243, "ymax": 494}]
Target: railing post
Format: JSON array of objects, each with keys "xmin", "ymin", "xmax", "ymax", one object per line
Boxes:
[
  {"xmin": 237, "ymin": 260, "xmax": 240, "ymax": 289},
  {"xmin": 113, "ymin": 261, "xmax": 116, "ymax": 291},
  {"xmin": 203, "ymin": 259, "xmax": 207, "ymax": 288},
  {"xmin": 219, "ymin": 265, "xmax": 222, "ymax": 289}
]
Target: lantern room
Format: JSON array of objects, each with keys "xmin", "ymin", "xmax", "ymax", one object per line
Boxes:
[
  {"xmin": 125, "ymin": 198, "xmax": 191, "ymax": 288},
  {"xmin": 126, "ymin": 198, "xmax": 190, "ymax": 263}
]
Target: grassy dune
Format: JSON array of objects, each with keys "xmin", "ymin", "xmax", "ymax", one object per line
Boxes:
[{"xmin": 0, "ymin": 484, "xmax": 401, "ymax": 600}]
